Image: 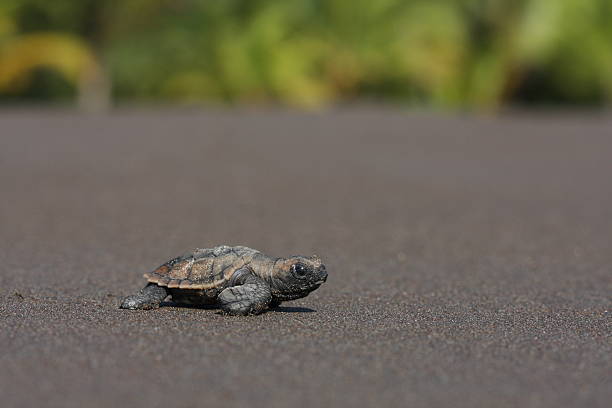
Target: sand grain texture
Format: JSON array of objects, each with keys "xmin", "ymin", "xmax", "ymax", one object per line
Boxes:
[{"xmin": 1, "ymin": 109, "xmax": 610, "ymax": 408}]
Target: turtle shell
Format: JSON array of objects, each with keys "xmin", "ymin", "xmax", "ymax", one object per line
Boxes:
[{"xmin": 144, "ymin": 245, "xmax": 261, "ymax": 290}]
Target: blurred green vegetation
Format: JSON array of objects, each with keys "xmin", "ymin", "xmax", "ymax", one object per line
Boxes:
[{"xmin": 0, "ymin": 0, "xmax": 611, "ymax": 109}]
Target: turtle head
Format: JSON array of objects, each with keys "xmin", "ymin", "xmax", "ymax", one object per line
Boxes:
[{"xmin": 269, "ymin": 255, "xmax": 327, "ymax": 301}]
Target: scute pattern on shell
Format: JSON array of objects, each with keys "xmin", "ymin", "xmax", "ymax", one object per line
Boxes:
[{"xmin": 143, "ymin": 245, "xmax": 261, "ymax": 290}]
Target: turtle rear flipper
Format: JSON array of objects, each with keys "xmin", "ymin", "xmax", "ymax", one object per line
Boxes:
[
  {"xmin": 120, "ymin": 283, "xmax": 169, "ymax": 310},
  {"xmin": 218, "ymin": 271, "xmax": 272, "ymax": 315}
]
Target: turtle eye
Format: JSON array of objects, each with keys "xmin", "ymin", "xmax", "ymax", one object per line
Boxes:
[{"xmin": 291, "ymin": 263, "xmax": 308, "ymax": 278}]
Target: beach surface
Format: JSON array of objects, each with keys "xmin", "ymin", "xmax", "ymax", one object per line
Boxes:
[{"xmin": 1, "ymin": 109, "xmax": 610, "ymax": 408}]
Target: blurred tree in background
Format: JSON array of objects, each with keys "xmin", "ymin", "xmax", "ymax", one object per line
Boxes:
[{"xmin": 0, "ymin": 0, "xmax": 611, "ymax": 109}]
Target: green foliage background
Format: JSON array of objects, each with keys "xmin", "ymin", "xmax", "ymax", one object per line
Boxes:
[{"xmin": 1, "ymin": 0, "xmax": 611, "ymax": 108}]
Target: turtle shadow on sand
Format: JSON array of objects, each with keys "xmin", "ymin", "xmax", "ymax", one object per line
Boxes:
[
  {"xmin": 269, "ymin": 306, "xmax": 316, "ymax": 313},
  {"xmin": 160, "ymin": 301, "xmax": 316, "ymax": 314},
  {"xmin": 160, "ymin": 301, "xmax": 217, "ymax": 310}
]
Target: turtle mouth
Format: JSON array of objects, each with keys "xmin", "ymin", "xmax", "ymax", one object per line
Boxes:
[
  {"xmin": 315, "ymin": 269, "xmax": 328, "ymax": 285},
  {"xmin": 311, "ymin": 274, "xmax": 327, "ymax": 288}
]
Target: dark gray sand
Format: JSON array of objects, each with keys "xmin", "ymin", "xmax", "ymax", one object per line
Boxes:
[{"xmin": 1, "ymin": 109, "xmax": 610, "ymax": 408}]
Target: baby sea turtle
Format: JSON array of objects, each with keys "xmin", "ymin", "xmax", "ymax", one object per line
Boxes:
[{"xmin": 120, "ymin": 245, "xmax": 327, "ymax": 315}]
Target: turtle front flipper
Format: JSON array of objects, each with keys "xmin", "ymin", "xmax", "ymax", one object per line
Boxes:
[
  {"xmin": 218, "ymin": 270, "xmax": 272, "ymax": 315},
  {"xmin": 120, "ymin": 283, "xmax": 169, "ymax": 310}
]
